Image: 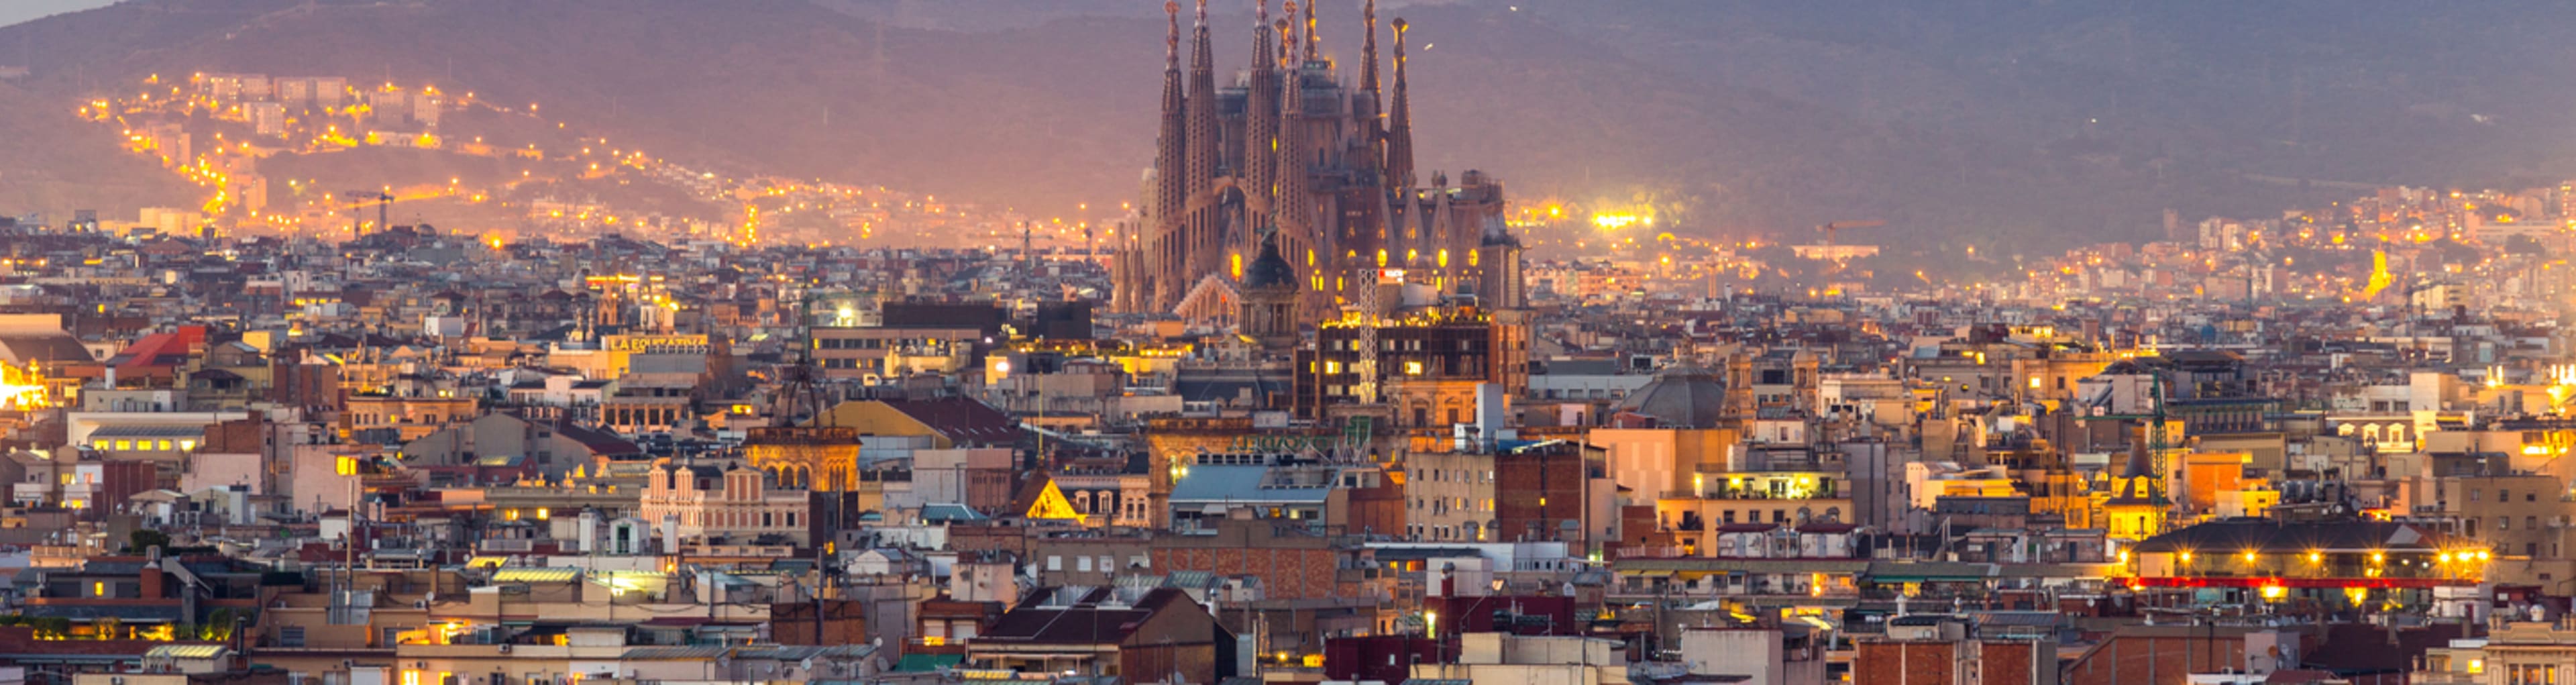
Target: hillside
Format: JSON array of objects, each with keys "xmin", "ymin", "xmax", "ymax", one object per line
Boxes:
[{"xmin": 2, "ymin": 0, "xmax": 2572, "ymax": 256}]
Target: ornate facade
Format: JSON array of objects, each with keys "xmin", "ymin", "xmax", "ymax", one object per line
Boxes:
[{"xmin": 1110, "ymin": 0, "xmax": 1521, "ymax": 321}]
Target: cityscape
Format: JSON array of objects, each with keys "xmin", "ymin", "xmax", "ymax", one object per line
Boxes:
[{"xmin": 7, "ymin": 3, "xmax": 2576, "ymax": 685}]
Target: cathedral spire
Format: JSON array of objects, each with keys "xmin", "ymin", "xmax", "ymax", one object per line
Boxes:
[
  {"xmin": 1385, "ymin": 17, "xmax": 1415, "ymax": 191},
  {"xmin": 1243, "ymin": 0, "xmax": 1279, "ymax": 224},
  {"xmin": 1281, "ymin": 3, "xmax": 1299, "ymax": 68},
  {"xmin": 1179, "ymin": 0, "xmax": 1223, "ymax": 296},
  {"xmin": 1302, "ymin": 0, "xmax": 1320, "ymax": 62},
  {"xmin": 1152, "ymin": 0, "xmax": 1189, "ymax": 310},
  {"xmin": 1360, "ymin": 0, "xmax": 1381, "ymax": 104},
  {"xmin": 1185, "ymin": 0, "xmax": 1218, "ymax": 197},
  {"xmin": 1274, "ymin": 13, "xmax": 1310, "ymax": 249}
]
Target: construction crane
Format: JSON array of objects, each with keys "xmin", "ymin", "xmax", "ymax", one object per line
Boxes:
[{"xmin": 334, "ymin": 190, "xmax": 396, "ymax": 235}]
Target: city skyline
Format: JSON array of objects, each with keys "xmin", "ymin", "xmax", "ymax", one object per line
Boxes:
[{"xmin": 4, "ymin": 5, "xmax": 2576, "ymax": 685}]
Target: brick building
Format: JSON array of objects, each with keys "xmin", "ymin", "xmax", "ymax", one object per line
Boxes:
[{"xmin": 1852, "ymin": 616, "xmax": 2057, "ymax": 685}]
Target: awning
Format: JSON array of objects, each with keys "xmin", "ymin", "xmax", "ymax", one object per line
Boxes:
[{"xmin": 1868, "ymin": 575, "xmax": 1988, "ymax": 584}]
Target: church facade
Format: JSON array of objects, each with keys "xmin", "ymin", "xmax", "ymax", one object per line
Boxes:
[{"xmin": 1110, "ymin": 0, "xmax": 1523, "ymax": 321}]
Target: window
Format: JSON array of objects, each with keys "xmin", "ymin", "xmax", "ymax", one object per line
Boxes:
[
  {"xmin": 380, "ymin": 626, "xmax": 402, "ymax": 646},
  {"xmin": 1047, "ymin": 556, "xmax": 1062, "ymax": 571},
  {"xmin": 280, "ymin": 626, "xmax": 307, "ymax": 647},
  {"xmin": 1077, "ymin": 556, "xmax": 1092, "ymax": 572}
]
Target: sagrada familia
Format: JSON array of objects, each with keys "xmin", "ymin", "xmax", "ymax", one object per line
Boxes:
[{"xmin": 1108, "ymin": 0, "xmax": 1525, "ymax": 321}]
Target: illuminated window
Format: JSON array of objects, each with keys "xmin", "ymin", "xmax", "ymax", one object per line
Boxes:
[
  {"xmin": 336, "ymin": 457, "xmax": 359, "ymax": 476},
  {"xmin": 113, "ymin": 440, "xmax": 131, "ymax": 451},
  {"xmin": 156, "ymin": 440, "xmax": 172, "ymax": 451},
  {"xmin": 178, "ymin": 440, "xmax": 195, "ymax": 451},
  {"xmin": 1404, "ymin": 361, "xmax": 1424, "ymax": 376}
]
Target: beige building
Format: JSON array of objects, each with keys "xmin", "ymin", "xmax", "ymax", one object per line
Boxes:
[
  {"xmin": 2432, "ymin": 473, "xmax": 2575, "ymax": 585},
  {"xmin": 639, "ymin": 460, "xmax": 812, "ymax": 545},
  {"xmin": 2416, "ymin": 620, "xmax": 2576, "ymax": 685},
  {"xmin": 1405, "ymin": 448, "xmax": 1499, "ymax": 541},
  {"xmin": 1411, "ymin": 633, "xmax": 1632, "ymax": 685}
]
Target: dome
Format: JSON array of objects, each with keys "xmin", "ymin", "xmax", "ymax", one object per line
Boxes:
[
  {"xmin": 1609, "ymin": 364, "xmax": 1728, "ymax": 428},
  {"xmin": 1242, "ymin": 235, "xmax": 1297, "ymax": 291}
]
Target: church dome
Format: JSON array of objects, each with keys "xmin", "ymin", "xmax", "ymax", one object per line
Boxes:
[
  {"xmin": 1242, "ymin": 235, "xmax": 1297, "ymax": 291},
  {"xmin": 1610, "ymin": 364, "xmax": 1727, "ymax": 428}
]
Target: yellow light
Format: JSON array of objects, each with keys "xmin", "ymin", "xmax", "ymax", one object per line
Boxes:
[
  {"xmin": 2179, "ymin": 551, "xmax": 2192, "ymax": 564},
  {"xmin": 535, "ymin": 508, "xmax": 551, "ymax": 521},
  {"xmin": 2369, "ymin": 551, "xmax": 2384, "ymax": 564},
  {"xmin": 2308, "ymin": 551, "xmax": 2322, "ymax": 564},
  {"xmin": 2243, "ymin": 550, "xmax": 2257, "ymax": 564},
  {"xmin": 2259, "ymin": 585, "xmax": 2285, "ymax": 601}
]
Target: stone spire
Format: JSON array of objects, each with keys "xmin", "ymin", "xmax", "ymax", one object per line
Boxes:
[
  {"xmin": 1181, "ymin": 0, "xmax": 1224, "ymax": 284},
  {"xmin": 1273, "ymin": 13, "xmax": 1311, "ymax": 257},
  {"xmin": 1360, "ymin": 0, "xmax": 1381, "ymax": 105},
  {"xmin": 1152, "ymin": 1, "xmax": 1188, "ymax": 309},
  {"xmin": 1281, "ymin": 3, "xmax": 1299, "ymax": 67},
  {"xmin": 1384, "ymin": 17, "xmax": 1415, "ymax": 192},
  {"xmin": 1185, "ymin": 0, "xmax": 1220, "ymax": 200},
  {"xmin": 1301, "ymin": 0, "xmax": 1320, "ymax": 62},
  {"xmin": 1242, "ymin": 0, "xmax": 1279, "ymax": 223}
]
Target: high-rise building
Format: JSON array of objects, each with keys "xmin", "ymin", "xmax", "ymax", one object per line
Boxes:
[
  {"xmin": 248, "ymin": 101, "xmax": 287, "ymax": 136},
  {"xmin": 1111, "ymin": 0, "xmax": 1519, "ymax": 321}
]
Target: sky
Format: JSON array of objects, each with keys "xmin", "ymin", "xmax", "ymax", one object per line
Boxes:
[{"xmin": 0, "ymin": 0, "xmax": 117, "ymax": 30}]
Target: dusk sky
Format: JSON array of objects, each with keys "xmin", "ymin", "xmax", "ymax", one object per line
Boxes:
[{"xmin": 0, "ymin": 0, "xmax": 116, "ymax": 29}]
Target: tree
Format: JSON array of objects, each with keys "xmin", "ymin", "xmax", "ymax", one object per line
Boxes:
[{"xmin": 128, "ymin": 529, "xmax": 170, "ymax": 554}]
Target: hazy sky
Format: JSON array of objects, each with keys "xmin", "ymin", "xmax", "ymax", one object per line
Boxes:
[{"xmin": 0, "ymin": 0, "xmax": 117, "ymax": 30}]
